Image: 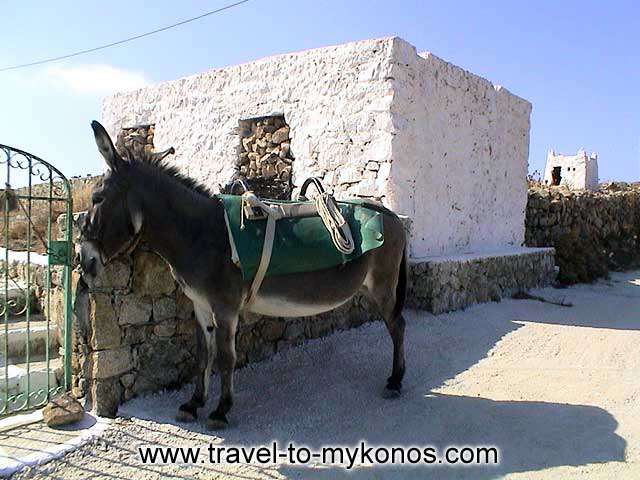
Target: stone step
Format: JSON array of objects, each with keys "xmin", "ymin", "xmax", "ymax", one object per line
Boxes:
[
  {"xmin": 0, "ymin": 354, "xmax": 62, "ymax": 414},
  {"xmin": 0, "ymin": 315, "xmax": 58, "ymax": 358}
]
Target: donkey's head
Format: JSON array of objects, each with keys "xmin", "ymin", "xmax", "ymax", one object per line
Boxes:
[{"xmin": 79, "ymin": 121, "xmax": 173, "ymax": 280}]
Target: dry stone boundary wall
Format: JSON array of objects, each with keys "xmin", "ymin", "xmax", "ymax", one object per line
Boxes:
[
  {"xmin": 525, "ymin": 183, "xmax": 640, "ymax": 283},
  {"xmin": 66, "ymin": 223, "xmax": 555, "ymax": 415}
]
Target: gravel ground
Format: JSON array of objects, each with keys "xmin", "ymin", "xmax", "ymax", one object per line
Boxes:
[{"xmin": 10, "ymin": 271, "xmax": 640, "ymax": 479}]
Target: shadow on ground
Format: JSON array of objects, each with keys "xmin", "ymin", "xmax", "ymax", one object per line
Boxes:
[
  {"xmin": 509, "ymin": 270, "xmax": 640, "ymax": 330},
  {"xmin": 116, "ymin": 290, "xmax": 628, "ymax": 479}
]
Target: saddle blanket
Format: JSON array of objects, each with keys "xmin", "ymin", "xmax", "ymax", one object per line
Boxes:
[{"xmin": 219, "ymin": 194, "xmax": 385, "ymax": 280}]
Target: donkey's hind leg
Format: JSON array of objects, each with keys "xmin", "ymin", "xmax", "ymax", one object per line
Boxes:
[
  {"xmin": 382, "ymin": 312, "xmax": 406, "ymax": 397},
  {"xmin": 365, "ymin": 270, "xmax": 406, "ymax": 397},
  {"xmin": 177, "ymin": 305, "xmax": 215, "ymax": 422},
  {"xmin": 207, "ymin": 306, "xmax": 239, "ymax": 430}
]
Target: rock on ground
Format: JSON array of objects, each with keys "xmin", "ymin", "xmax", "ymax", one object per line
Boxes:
[{"xmin": 42, "ymin": 393, "xmax": 84, "ymax": 427}]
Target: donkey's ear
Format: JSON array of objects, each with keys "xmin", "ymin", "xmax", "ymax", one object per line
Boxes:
[{"xmin": 91, "ymin": 121, "xmax": 124, "ymax": 171}]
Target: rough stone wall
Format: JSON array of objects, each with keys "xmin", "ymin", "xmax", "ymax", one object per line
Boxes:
[
  {"xmin": 525, "ymin": 183, "xmax": 640, "ymax": 283},
  {"xmin": 72, "ymin": 238, "xmax": 556, "ymax": 414},
  {"xmin": 101, "ymin": 36, "xmax": 531, "ymax": 260},
  {"xmin": 408, "ymin": 248, "xmax": 555, "ymax": 313},
  {"xmin": 388, "ymin": 40, "xmax": 531, "ymax": 257},
  {"xmin": 70, "ymin": 245, "xmax": 199, "ymax": 415}
]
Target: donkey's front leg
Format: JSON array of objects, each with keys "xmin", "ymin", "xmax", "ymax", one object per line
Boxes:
[
  {"xmin": 207, "ymin": 307, "xmax": 239, "ymax": 430},
  {"xmin": 177, "ymin": 305, "xmax": 215, "ymax": 422}
]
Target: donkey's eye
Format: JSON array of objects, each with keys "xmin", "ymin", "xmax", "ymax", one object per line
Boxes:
[{"xmin": 92, "ymin": 194, "xmax": 104, "ymax": 205}]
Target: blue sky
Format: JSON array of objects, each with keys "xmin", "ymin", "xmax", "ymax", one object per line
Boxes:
[{"xmin": 1, "ymin": 0, "xmax": 638, "ymax": 182}]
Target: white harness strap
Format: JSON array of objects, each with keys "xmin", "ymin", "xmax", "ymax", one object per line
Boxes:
[
  {"xmin": 246, "ymin": 214, "xmax": 276, "ymax": 307},
  {"xmin": 241, "ymin": 192, "xmax": 283, "ymax": 308}
]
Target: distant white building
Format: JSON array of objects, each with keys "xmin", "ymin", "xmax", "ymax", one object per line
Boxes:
[{"xmin": 544, "ymin": 149, "xmax": 599, "ymax": 190}]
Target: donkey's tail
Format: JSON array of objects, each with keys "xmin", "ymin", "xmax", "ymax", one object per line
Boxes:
[{"xmin": 393, "ymin": 247, "xmax": 408, "ymax": 319}]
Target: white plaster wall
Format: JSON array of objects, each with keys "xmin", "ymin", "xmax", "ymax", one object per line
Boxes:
[
  {"xmin": 102, "ymin": 37, "xmax": 531, "ymax": 260},
  {"xmin": 586, "ymin": 155, "xmax": 599, "ymax": 189},
  {"xmin": 386, "ymin": 38, "xmax": 531, "ymax": 258},
  {"xmin": 102, "ymin": 38, "xmax": 396, "ymax": 198}
]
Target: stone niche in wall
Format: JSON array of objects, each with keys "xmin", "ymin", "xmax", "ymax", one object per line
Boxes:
[
  {"xmin": 235, "ymin": 116, "xmax": 294, "ymax": 199},
  {"xmin": 116, "ymin": 124, "xmax": 156, "ymax": 155}
]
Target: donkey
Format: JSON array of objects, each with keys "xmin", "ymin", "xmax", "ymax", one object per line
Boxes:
[{"xmin": 79, "ymin": 121, "xmax": 407, "ymax": 429}]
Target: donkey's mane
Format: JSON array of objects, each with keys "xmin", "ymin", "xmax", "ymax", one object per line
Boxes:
[{"xmin": 117, "ymin": 144, "xmax": 214, "ymax": 199}]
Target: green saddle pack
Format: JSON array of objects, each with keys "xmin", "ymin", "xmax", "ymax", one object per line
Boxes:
[{"xmin": 219, "ymin": 194, "xmax": 385, "ymax": 280}]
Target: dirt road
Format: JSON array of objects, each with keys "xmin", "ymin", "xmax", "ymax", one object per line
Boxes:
[{"xmin": 11, "ymin": 271, "xmax": 640, "ymax": 479}]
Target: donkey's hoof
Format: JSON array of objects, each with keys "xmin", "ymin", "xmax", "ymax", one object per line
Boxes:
[
  {"xmin": 176, "ymin": 406, "xmax": 197, "ymax": 423},
  {"xmin": 382, "ymin": 386, "xmax": 402, "ymax": 399},
  {"xmin": 207, "ymin": 413, "xmax": 230, "ymax": 430}
]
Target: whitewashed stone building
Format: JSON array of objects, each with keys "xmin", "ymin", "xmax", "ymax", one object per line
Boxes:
[
  {"xmin": 102, "ymin": 37, "xmax": 554, "ymax": 313},
  {"xmin": 544, "ymin": 149, "xmax": 599, "ymax": 190}
]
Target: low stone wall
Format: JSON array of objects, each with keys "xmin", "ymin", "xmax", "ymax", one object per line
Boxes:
[
  {"xmin": 408, "ymin": 248, "xmax": 556, "ymax": 314},
  {"xmin": 525, "ymin": 183, "xmax": 640, "ymax": 283},
  {"xmin": 71, "ymin": 248, "xmax": 199, "ymax": 415},
  {"xmin": 73, "ymin": 241, "xmax": 372, "ymax": 416},
  {"xmin": 74, "ymin": 242, "xmax": 556, "ymax": 414}
]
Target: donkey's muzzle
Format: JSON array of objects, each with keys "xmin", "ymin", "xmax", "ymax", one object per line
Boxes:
[{"xmin": 79, "ymin": 241, "xmax": 99, "ymax": 279}]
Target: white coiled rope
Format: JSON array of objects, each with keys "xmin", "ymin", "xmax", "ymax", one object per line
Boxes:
[{"xmin": 314, "ymin": 192, "xmax": 355, "ymax": 254}]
